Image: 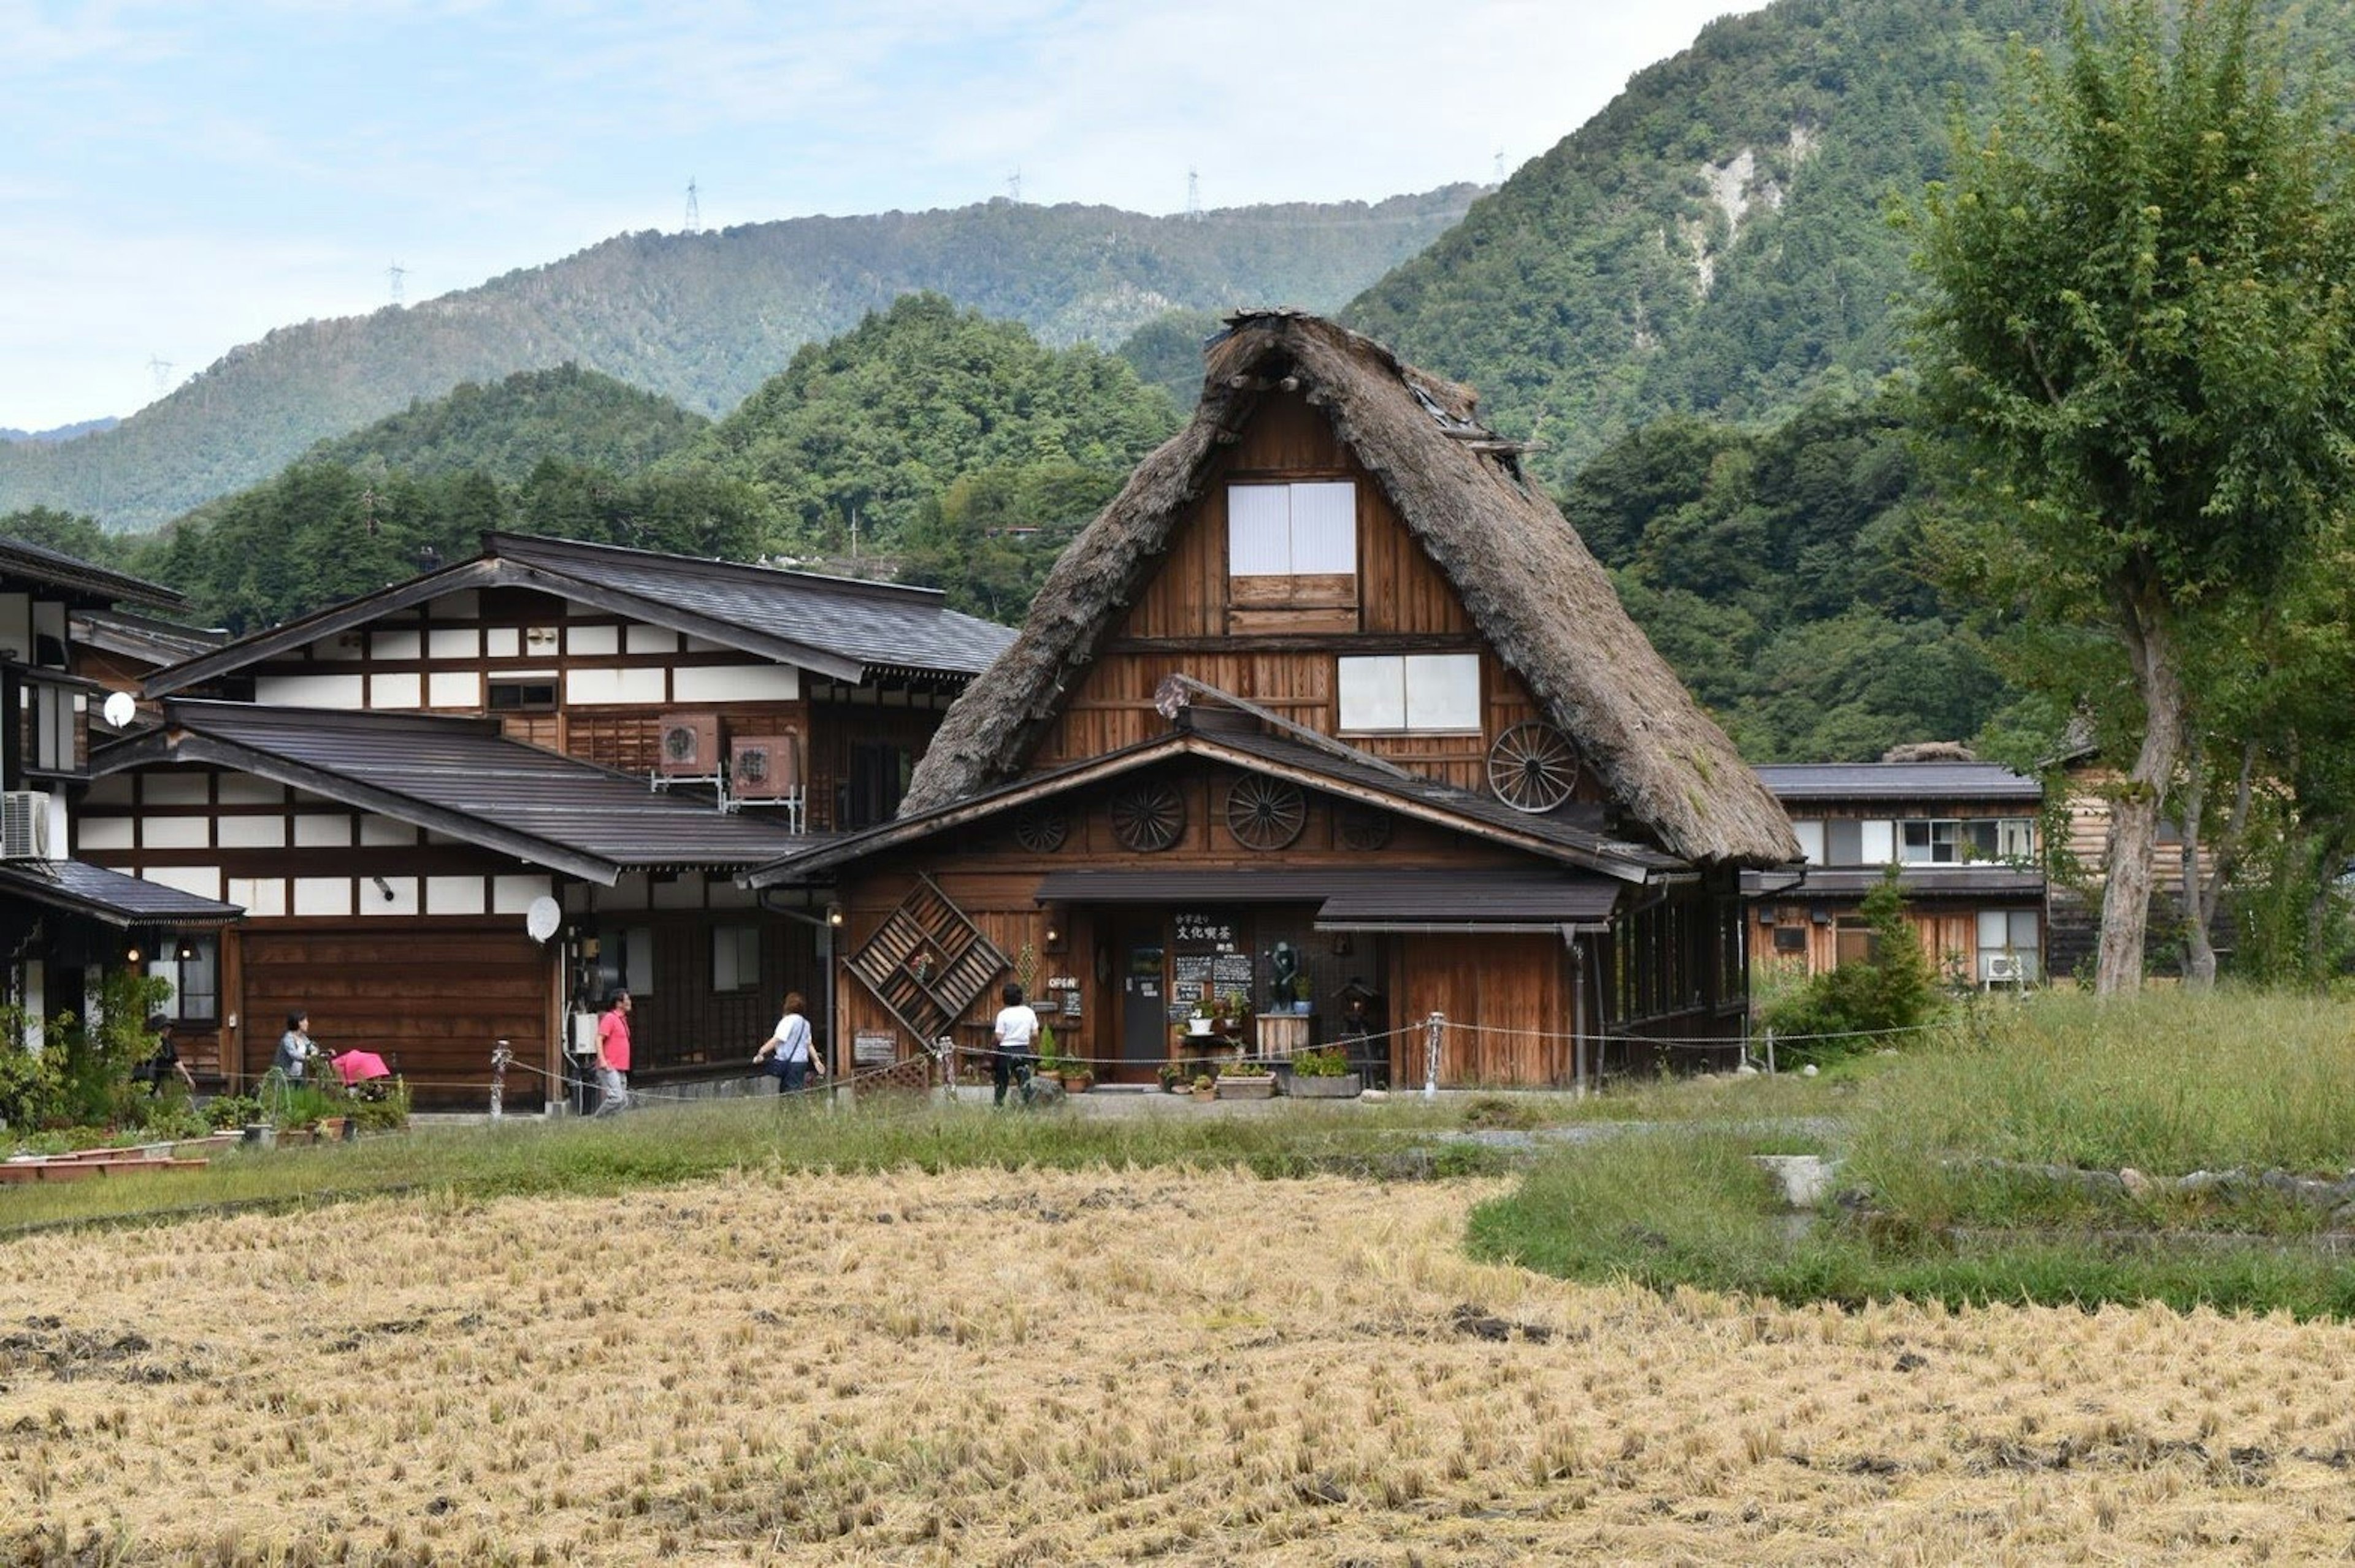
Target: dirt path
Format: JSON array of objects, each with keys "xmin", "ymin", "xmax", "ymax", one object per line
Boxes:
[{"xmin": 2, "ymin": 1168, "xmax": 2350, "ymax": 1564}]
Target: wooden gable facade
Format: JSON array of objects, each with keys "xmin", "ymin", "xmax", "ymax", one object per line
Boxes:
[{"xmin": 751, "ymin": 313, "xmax": 1798, "ymax": 1090}]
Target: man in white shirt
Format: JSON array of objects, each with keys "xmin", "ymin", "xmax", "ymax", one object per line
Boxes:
[{"xmin": 991, "ymin": 981, "xmax": 1040, "ymax": 1107}]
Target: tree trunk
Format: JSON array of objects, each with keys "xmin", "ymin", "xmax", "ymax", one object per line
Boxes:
[
  {"xmin": 2096, "ymin": 577, "xmax": 2186, "ymax": 996},
  {"xmin": 2180, "ymin": 757, "xmax": 2213, "ymax": 987}
]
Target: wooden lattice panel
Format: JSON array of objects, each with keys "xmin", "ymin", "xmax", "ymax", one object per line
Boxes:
[{"xmin": 846, "ymin": 874, "xmax": 1011, "ymax": 1047}]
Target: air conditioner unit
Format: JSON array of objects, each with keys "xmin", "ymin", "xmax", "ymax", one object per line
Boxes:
[
  {"xmin": 656, "ymin": 713, "xmax": 721, "ymax": 776},
  {"xmin": 729, "ymin": 733, "xmax": 803, "ymax": 800},
  {"xmin": 1, "ymin": 792, "xmax": 52, "ymax": 860},
  {"xmin": 1984, "ymin": 954, "xmax": 2023, "ymax": 984}
]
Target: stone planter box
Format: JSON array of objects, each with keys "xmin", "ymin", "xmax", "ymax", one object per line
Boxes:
[
  {"xmin": 1219, "ymin": 1075, "xmax": 1276, "ymax": 1101},
  {"xmin": 1286, "ymin": 1073, "xmax": 1362, "ymax": 1100}
]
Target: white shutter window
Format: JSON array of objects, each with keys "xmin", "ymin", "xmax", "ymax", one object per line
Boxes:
[
  {"xmin": 1860, "ymin": 819, "xmax": 1896, "ymax": 863},
  {"xmin": 1337, "ymin": 656, "xmax": 1407, "ymax": 731},
  {"xmin": 1227, "ymin": 485, "xmax": 1292, "ymax": 576},
  {"xmin": 1978, "ymin": 909, "xmax": 2010, "ymax": 947},
  {"xmin": 1792, "ymin": 820, "xmax": 1825, "ymax": 865},
  {"xmin": 1401, "ymin": 654, "xmax": 1480, "ymax": 731},
  {"xmin": 1288, "ymin": 482, "xmax": 1357, "ymax": 575}
]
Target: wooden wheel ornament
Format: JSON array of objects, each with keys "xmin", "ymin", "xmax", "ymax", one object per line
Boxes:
[
  {"xmin": 1487, "ymin": 721, "xmax": 1580, "ymax": 814},
  {"xmin": 1224, "ymin": 777, "xmax": 1306, "ymax": 852},
  {"xmin": 1013, "ymin": 807, "xmax": 1068, "ymax": 855},
  {"xmin": 1336, "ymin": 805, "xmax": 1392, "ymax": 852},
  {"xmin": 1109, "ymin": 781, "xmax": 1187, "ymax": 853}
]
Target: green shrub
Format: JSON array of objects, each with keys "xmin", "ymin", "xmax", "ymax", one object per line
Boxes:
[
  {"xmin": 1761, "ymin": 868, "xmax": 1940, "ymax": 1061},
  {"xmin": 1292, "ymin": 1047, "xmax": 1352, "ymax": 1077}
]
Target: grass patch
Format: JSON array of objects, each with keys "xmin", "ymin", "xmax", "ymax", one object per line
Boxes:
[
  {"xmin": 0, "ymin": 1094, "xmax": 1534, "ymax": 1233},
  {"xmin": 1474, "ymin": 990, "xmax": 2355, "ymax": 1317}
]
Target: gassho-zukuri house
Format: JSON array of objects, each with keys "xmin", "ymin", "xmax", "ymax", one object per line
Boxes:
[{"xmin": 746, "ymin": 310, "xmax": 1799, "ymax": 1090}]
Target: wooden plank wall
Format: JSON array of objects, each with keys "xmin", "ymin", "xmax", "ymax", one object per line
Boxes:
[
  {"xmin": 1030, "ymin": 392, "xmax": 1594, "ymax": 800},
  {"xmin": 1392, "ymin": 933, "xmax": 1572, "ymax": 1087},
  {"xmin": 239, "ymin": 925, "xmax": 554, "ymax": 1109}
]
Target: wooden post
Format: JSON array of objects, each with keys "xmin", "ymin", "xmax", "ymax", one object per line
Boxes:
[
  {"xmin": 1423, "ymin": 1011, "xmax": 1444, "ymax": 1100},
  {"xmin": 489, "ymin": 1039, "xmax": 513, "ymax": 1122},
  {"xmin": 1765, "ymin": 1027, "xmax": 1776, "ymax": 1076}
]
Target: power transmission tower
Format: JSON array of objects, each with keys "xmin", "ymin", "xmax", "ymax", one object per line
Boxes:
[
  {"xmin": 147, "ymin": 358, "xmax": 174, "ymax": 396},
  {"xmin": 388, "ymin": 262, "xmax": 407, "ymax": 305},
  {"xmin": 1007, "ymin": 167, "xmax": 1022, "ymax": 202},
  {"xmin": 684, "ymin": 177, "xmax": 701, "ymax": 233},
  {"xmin": 1186, "ymin": 167, "xmax": 1201, "ymax": 220}
]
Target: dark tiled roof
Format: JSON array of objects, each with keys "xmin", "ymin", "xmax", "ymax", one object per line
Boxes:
[
  {"xmin": 0, "ymin": 859, "xmax": 242, "ymax": 927},
  {"xmin": 146, "ymin": 533, "xmax": 1016, "ymax": 697},
  {"xmin": 73, "ymin": 608, "xmax": 226, "ymax": 667},
  {"xmin": 1033, "ymin": 867, "xmax": 1621, "ymax": 927},
  {"xmin": 745, "ymin": 723, "xmax": 1686, "ymax": 889},
  {"xmin": 491, "ymin": 534, "xmax": 1016, "ymax": 679},
  {"xmin": 101, "ymin": 702, "xmax": 806, "ymax": 884},
  {"xmin": 1753, "ymin": 763, "xmax": 2042, "ymax": 804},
  {"xmin": 1742, "ymin": 866, "xmax": 2045, "ymax": 900},
  {"xmin": 0, "ymin": 537, "xmax": 183, "ymax": 610}
]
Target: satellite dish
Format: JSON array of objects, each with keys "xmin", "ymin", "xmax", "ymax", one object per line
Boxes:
[
  {"xmin": 525, "ymin": 897, "xmax": 562, "ymax": 944},
  {"xmin": 101, "ymin": 690, "xmax": 136, "ymax": 729}
]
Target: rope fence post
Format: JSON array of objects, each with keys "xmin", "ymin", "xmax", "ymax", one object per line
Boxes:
[
  {"xmin": 488, "ymin": 1039, "xmax": 513, "ymax": 1122},
  {"xmin": 1423, "ymin": 1012, "xmax": 1444, "ymax": 1101},
  {"xmin": 1764, "ymin": 1027, "xmax": 1776, "ymax": 1076}
]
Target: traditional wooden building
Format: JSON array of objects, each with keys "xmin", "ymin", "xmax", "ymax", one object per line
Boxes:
[
  {"xmin": 1747, "ymin": 761, "xmax": 2046, "ymax": 985},
  {"xmin": 0, "ymin": 540, "xmax": 242, "ymax": 1068},
  {"xmin": 746, "ymin": 311, "xmax": 1798, "ymax": 1088},
  {"xmin": 83, "ymin": 535, "xmax": 1015, "ymax": 1106}
]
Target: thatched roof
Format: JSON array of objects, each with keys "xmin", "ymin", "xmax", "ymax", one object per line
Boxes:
[{"xmin": 901, "ymin": 310, "xmax": 1798, "ymax": 867}]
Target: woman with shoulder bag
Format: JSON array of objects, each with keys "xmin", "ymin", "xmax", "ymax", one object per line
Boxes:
[{"xmin": 752, "ymin": 992, "xmax": 822, "ymax": 1095}]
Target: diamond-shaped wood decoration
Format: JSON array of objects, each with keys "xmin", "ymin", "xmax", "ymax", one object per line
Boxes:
[{"xmin": 846, "ymin": 874, "xmax": 1011, "ymax": 1047}]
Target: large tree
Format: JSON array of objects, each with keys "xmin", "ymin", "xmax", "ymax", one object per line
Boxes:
[{"xmin": 1908, "ymin": 0, "xmax": 2355, "ymax": 992}]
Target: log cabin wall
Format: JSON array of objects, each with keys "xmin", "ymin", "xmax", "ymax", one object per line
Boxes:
[{"xmin": 1030, "ymin": 392, "xmax": 1587, "ymax": 801}]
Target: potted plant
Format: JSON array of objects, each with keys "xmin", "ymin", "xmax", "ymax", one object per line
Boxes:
[
  {"xmin": 1191, "ymin": 1066, "xmax": 1219, "ymax": 1101},
  {"xmin": 1292, "ymin": 975, "xmax": 1314, "ymax": 1015},
  {"xmin": 1220, "ymin": 1060, "xmax": 1276, "ymax": 1101},
  {"xmin": 1185, "ymin": 1002, "xmax": 1216, "ymax": 1039},
  {"xmin": 1286, "ymin": 1046, "xmax": 1361, "ymax": 1100},
  {"xmin": 1157, "ymin": 1062, "xmax": 1185, "ymax": 1094},
  {"xmin": 1065, "ymin": 1063, "xmax": 1094, "ymax": 1093}
]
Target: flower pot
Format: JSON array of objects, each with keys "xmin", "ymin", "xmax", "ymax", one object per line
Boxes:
[
  {"xmin": 1065, "ymin": 1076, "xmax": 1092, "ymax": 1094},
  {"xmin": 1293, "ymin": 1000, "xmax": 1312, "ymax": 1015},
  {"xmin": 1219, "ymin": 1075, "xmax": 1276, "ymax": 1101},
  {"xmin": 1192, "ymin": 1085, "xmax": 1219, "ymax": 1101},
  {"xmin": 1287, "ymin": 1073, "xmax": 1362, "ymax": 1100},
  {"xmin": 1186, "ymin": 1019, "xmax": 1215, "ymax": 1038}
]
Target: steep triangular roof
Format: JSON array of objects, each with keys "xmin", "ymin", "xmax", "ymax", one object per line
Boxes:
[{"xmin": 902, "ymin": 310, "xmax": 1796, "ymax": 867}]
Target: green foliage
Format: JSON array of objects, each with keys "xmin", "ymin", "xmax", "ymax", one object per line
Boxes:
[
  {"xmin": 207, "ymin": 1093, "xmax": 263, "ymax": 1130},
  {"xmin": 0, "ymin": 504, "xmax": 121, "ymax": 566},
  {"xmin": 303, "ymin": 364, "xmax": 710, "ymax": 483},
  {"xmin": 675, "ymin": 294, "xmax": 1178, "ymax": 560},
  {"xmin": 1112, "ymin": 307, "xmax": 1224, "ymax": 412},
  {"xmin": 1292, "ymin": 1047, "xmax": 1352, "ymax": 1078},
  {"xmin": 0, "ymin": 191, "xmax": 1475, "ymax": 532},
  {"xmin": 1568, "ymin": 393, "xmax": 2003, "ymax": 759},
  {"xmin": 1762, "ymin": 870, "xmax": 1941, "ymax": 1057},
  {"xmin": 0, "ymin": 1004, "xmax": 63, "ymax": 1133}
]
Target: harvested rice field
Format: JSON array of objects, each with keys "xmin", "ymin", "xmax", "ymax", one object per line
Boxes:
[{"xmin": 6, "ymin": 1166, "xmax": 2355, "ymax": 1565}]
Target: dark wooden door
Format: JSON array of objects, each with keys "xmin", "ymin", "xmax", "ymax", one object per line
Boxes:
[{"xmin": 1118, "ymin": 927, "xmax": 1166, "ymax": 1082}]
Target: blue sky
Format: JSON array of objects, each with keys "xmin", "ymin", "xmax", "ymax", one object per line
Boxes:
[{"xmin": 2, "ymin": 1, "xmax": 1766, "ymax": 431}]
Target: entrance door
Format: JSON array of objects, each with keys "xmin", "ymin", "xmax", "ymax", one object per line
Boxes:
[{"xmin": 1119, "ymin": 930, "xmax": 1167, "ymax": 1081}]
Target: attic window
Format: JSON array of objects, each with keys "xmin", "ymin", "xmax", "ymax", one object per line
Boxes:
[
  {"xmin": 1337, "ymin": 654, "xmax": 1480, "ymax": 734},
  {"xmin": 1227, "ymin": 483, "xmax": 1355, "ymax": 577}
]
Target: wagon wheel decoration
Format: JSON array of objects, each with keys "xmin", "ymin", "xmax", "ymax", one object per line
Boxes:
[
  {"xmin": 1336, "ymin": 805, "xmax": 1392, "ymax": 852},
  {"xmin": 1487, "ymin": 721, "xmax": 1581, "ymax": 814},
  {"xmin": 1109, "ymin": 781, "xmax": 1187, "ymax": 853},
  {"xmin": 1224, "ymin": 777, "xmax": 1307, "ymax": 852},
  {"xmin": 1012, "ymin": 806, "xmax": 1068, "ymax": 855}
]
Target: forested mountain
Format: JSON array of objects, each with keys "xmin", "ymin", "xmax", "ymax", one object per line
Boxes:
[
  {"xmin": 1346, "ymin": 0, "xmax": 2355, "ymax": 489},
  {"xmin": 117, "ymin": 297, "xmax": 1175, "ymax": 632},
  {"xmin": 302, "ymin": 364, "xmax": 709, "ymax": 483},
  {"xmin": 0, "ymin": 188, "xmax": 1477, "ymax": 532}
]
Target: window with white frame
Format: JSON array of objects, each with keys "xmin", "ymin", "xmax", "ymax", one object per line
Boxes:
[
  {"xmin": 712, "ymin": 926, "xmax": 760, "ymax": 992},
  {"xmin": 1791, "ymin": 820, "xmax": 1825, "ymax": 864},
  {"xmin": 1227, "ymin": 482, "xmax": 1357, "ymax": 578},
  {"xmin": 1977, "ymin": 909, "xmax": 2040, "ymax": 982},
  {"xmin": 1336, "ymin": 654, "xmax": 1481, "ymax": 733},
  {"xmin": 1904, "ymin": 817, "xmax": 2037, "ymax": 865}
]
